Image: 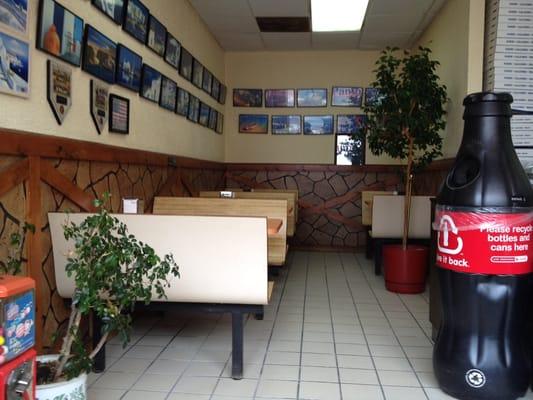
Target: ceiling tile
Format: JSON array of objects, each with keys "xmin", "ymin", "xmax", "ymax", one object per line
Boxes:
[
  {"xmin": 261, "ymin": 32, "xmax": 312, "ymax": 50},
  {"xmin": 189, "ymin": 0, "xmax": 252, "ymax": 16},
  {"xmin": 311, "ymin": 32, "xmax": 360, "ymax": 50},
  {"xmin": 216, "ymin": 32, "xmax": 264, "ymax": 51},
  {"xmin": 248, "ymin": 0, "xmax": 310, "ymax": 17},
  {"xmin": 367, "ymin": 0, "xmax": 433, "ymax": 16},
  {"xmin": 202, "ymin": 14, "xmax": 260, "ymax": 33},
  {"xmin": 363, "ymin": 14, "xmax": 424, "ymax": 33}
]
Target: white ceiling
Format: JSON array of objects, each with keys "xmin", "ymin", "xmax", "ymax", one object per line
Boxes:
[{"xmin": 189, "ymin": 0, "xmax": 447, "ymax": 51}]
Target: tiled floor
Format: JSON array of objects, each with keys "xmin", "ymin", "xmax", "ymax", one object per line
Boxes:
[{"xmin": 87, "ymin": 251, "xmax": 533, "ymax": 400}]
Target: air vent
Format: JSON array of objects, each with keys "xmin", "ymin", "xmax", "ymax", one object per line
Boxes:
[{"xmin": 256, "ymin": 17, "xmax": 311, "ymax": 32}]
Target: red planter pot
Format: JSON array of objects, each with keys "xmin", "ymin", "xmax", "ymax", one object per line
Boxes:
[{"xmin": 383, "ymin": 244, "xmax": 429, "ymax": 294}]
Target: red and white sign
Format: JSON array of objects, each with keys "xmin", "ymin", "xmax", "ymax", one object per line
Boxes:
[{"xmin": 435, "ymin": 209, "xmax": 533, "ymax": 275}]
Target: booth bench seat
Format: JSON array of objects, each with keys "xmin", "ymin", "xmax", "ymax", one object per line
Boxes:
[{"xmin": 49, "ymin": 212, "xmax": 270, "ymax": 379}]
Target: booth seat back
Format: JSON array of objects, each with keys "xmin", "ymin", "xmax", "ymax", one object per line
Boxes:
[
  {"xmin": 48, "ymin": 213, "xmax": 269, "ymax": 305},
  {"xmin": 361, "ymin": 191, "xmax": 396, "ymax": 226},
  {"xmin": 371, "ymin": 195, "xmax": 432, "ymax": 239},
  {"xmin": 248, "ymin": 189, "xmax": 299, "ymax": 221}
]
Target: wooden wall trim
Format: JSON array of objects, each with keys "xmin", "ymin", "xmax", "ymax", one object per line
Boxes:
[
  {"xmin": 226, "ymin": 163, "xmax": 403, "ymax": 173},
  {"xmin": 0, "ymin": 158, "xmax": 29, "ymax": 197}
]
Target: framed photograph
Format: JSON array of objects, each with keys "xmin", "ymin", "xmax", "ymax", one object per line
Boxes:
[
  {"xmin": 187, "ymin": 95, "xmax": 200, "ymax": 122},
  {"xmin": 336, "ymin": 114, "xmax": 366, "ymax": 134},
  {"xmin": 47, "ymin": 59, "xmax": 71, "ymax": 124},
  {"xmin": 82, "ymin": 25, "xmax": 116, "ymax": 84},
  {"xmin": 265, "ymin": 89, "xmax": 295, "ymax": 108},
  {"xmin": 179, "ymin": 47, "xmax": 192, "ymax": 81},
  {"xmin": 90, "ymin": 79, "xmax": 109, "ymax": 134},
  {"xmin": 272, "ymin": 115, "xmax": 301, "ymax": 135},
  {"xmin": 364, "ymin": 87, "xmax": 382, "ymax": 106},
  {"xmin": 198, "ymin": 102, "xmax": 210, "ymax": 127},
  {"xmin": 332, "ymin": 86, "xmax": 363, "ymax": 107},
  {"xmin": 159, "ymin": 75, "xmax": 177, "ymax": 111},
  {"xmin": 303, "ymin": 115, "xmax": 334, "ymax": 135},
  {"xmin": 209, "ymin": 109, "xmax": 217, "ymax": 131},
  {"xmin": 211, "ymin": 78, "xmax": 220, "ymax": 101},
  {"xmin": 109, "ymin": 94, "xmax": 129, "ymax": 134},
  {"xmin": 123, "ymin": 0, "xmax": 149, "ymax": 44},
  {"xmin": 140, "ymin": 64, "xmax": 161, "ymax": 102},
  {"xmin": 219, "ymin": 84, "xmax": 226, "ymax": 105},
  {"xmin": 0, "ymin": 31, "xmax": 29, "ymax": 97},
  {"xmin": 239, "ymin": 114, "xmax": 268, "ymax": 134},
  {"xmin": 216, "ymin": 113, "xmax": 223, "ymax": 134},
  {"xmin": 0, "ymin": 0, "xmax": 28, "ymax": 35},
  {"xmin": 164, "ymin": 33, "xmax": 180, "ymax": 68},
  {"xmin": 176, "ymin": 87, "xmax": 189, "ymax": 116},
  {"xmin": 146, "ymin": 14, "xmax": 165, "ymax": 56},
  {"xmin": 116, "ymin": 44, "xmax": 142, "ymax": 92},
  {"xmin": 91, "ymin": 0, "xmax": 123, "ymax": 24},
  {"xmin": 192, "ymin": 58, "xmax": 203, "ymax": 88},
  {"xmin": 297, "ymin": 89, "xmax": 327, "ymax": 107},
  {"xmin": 202, "ymin": 68, "xmax": 212, "ymax": 94},
  {"xmin": 233, "ymin": 89, "xmax": 262, "ymax": 107},
  {"xmin": 336, "ymin": 135, "xmax": 365, "ymax": 165},
  {"xmin": 37, "ymin": 0, "xmax": 84, "ymax": 66}
]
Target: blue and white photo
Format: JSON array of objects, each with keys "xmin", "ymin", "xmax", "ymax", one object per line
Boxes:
[
  {"xmin": 164, "ymin": 33, "xmax": 180, "ymax": 68},
  {"xmin": 123, "ymin": 0, "xmax": 148, "ymax": 43},
  {"xmin": 116, "ymin": 44, "xmax": 142, "ymax": 91},
  {"xmin": 0, "ymin": 0, "xmax": 28, "ymax": 35},
  {"xmin": 82, "ymin": 25, "xmax": 116, "ymax": 84},
  {"xmin": 176, "ymin": 87, "xmax": 189, "ymax": 116},
  {"xmin": 198, "ymin": 102, "xmax": 210, "ymax": 126},
  {"xmin": 272, "ymin": 115, "xmax": 301, "ymax": 135},
  {"xmin": 159, "ymin": 76, "xmax": 176, "ymax": 111},
  {"xmin": 140, "ymin": 63, "xmax": 161, "ymax": 103},
  {"xmin": 0, "ymin": 30, "xmax": 29, "ymax": 97},
  {"xmin": 337, "ymin": 114, "xmax": 366, "ymax": 134},
  {"xmin": 147, "ymin": 14, "xmax": 165, "ymax": 56},
  {"xmin": 364, "ymin": 87, "xmax": 382, "ymax": 106},
  {"xmin": 91, "ymin": 0, "xmax": 123, "ymax": 24},
  {"xmin": 303, "ymin": 115, "xmax": 333, "ymax": 135}
]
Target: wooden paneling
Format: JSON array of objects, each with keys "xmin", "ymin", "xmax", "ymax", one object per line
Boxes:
[{"xmin": 0, "ymin": 158, "xmax": 29, "ymax": 197}]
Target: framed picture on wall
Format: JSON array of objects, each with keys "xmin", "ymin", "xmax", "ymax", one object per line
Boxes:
[
  {"xmin": 47, "ymin": 59, "xmax": 71, "ymax": 124},
  {"xmin": 37, "ymin": 0, "xmax": 84, "ymax": 66},
  {"xmin": 272, "ymin": 115, "xmax": 301, "ymax": 135},
  {"xmin": 336, "ymin": 114, "xmax": 366, "ymax": 134},
  {"xmin": 209, "ymin": 109, "xmax": 217, "ymax": 131},
  {"xmin": 179, "ymin": 47, "xmax": 193, "ymax": 81},
  {"xmin": 364, "ymin": 87, "xmax": 382, "ymax": 106},
  {"xmin": 123, "ymin": 0, "xmax": 149, "ymax": 43},
  {"xmin": 140, "ymin": 64, "xmax": 161, "ymax": 102},
  {"xmin": 146, "ymin": 14, "xmax": 166, "ymax": 56},
  {"xmin": 202, "ymin": 68, "xmax": 213, "ymax": 94},
  {"xmin": 0, "ymin": 31, "xmax": 30, "ymax": 97},
  {"xmin": 297, "ymin": 89, "xmax": 327, "ymax": 107},
  {"xmin": 216, "ymin": 113, "xmax": 223, "ymax": 134},
  {"xmin": 303, "ymin": 115, "xmax": 333, "ymax": 135},
  {"xmin": 198, "ymin": 102, "xmax": 210, "ymax": 127},
  {"xmin": 90, "ymin": 79, "xmax": 109, "ymax": 134},
  {"xmin": 164, "ymin": 33, "xmax": 181, "ymax": 68},
  {"xmin": 332, "ymin": 86, "xmax": 363, "ymax": 107},
  {"xmin": 192, "ymin": 58, "xmax": 203, "ymax": 88},
  {"xmin": 116, "ymin": 44, "xmax": 142, "ymax": 92},
  {"xmin": 187, "ymin": 95, "xmax": 200, "ymax": 122},
  {"xmin": 160, "ymin": 76, "xmax": 177, "ymax": 111},
  {"xmin": 239, "ymin": 114, "xmax": 268, "ymax": 134},
  {"xmin": 211, "ymin": 78, "xmax": 220, "ymax": 101},
  {"xmin": 219, "ymin": 84, "xmax": 227, "ymax": 105},
  {"xmin": 176, "ymin": 87, "xmax": 190, "ymax": 116},
  {"xmin": 335, "ymin": 135, "xmax": 365, "ymax": 165},
  {"xmin": 233, "ymin": 89, "xmax": 262, "ymax": 107},
  {"xmin": 91, "ymin": 0, "xmax": 124, "ymax": 24},
  {"xmin": 82, "ymin": 25, "xmax": 116, "ymax": 84},
  {"xmin": 1, "ymin": 0, "xmax": 29, "ymax": 35},
  {"xmin": 109, "ymin": 94, "xmax": 129, "ymax": 134},
  {"xmin": 265, "ymin": 89, "xmax": 295, "ymax": 108}
]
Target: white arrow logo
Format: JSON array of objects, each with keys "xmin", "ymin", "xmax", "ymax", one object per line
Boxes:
[{"xmin": 438, "ymin": 214, "xmax": 464, "ymax": 255}]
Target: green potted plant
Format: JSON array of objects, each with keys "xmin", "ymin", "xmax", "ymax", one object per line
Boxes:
[
  {"xmin": 36, "ymin": 194, "xmax": 179, "ymax": 399},
  {"xmin": 361, "ymin": 46, "xmax": 447, "ymax": 293}
]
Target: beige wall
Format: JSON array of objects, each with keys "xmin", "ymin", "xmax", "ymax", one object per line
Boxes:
[
  {"xmin": 0, "ymin": 0, "xmax": 226, "ymax": 161},
  {"xmin": 223, "ymin": 50, "xmax": 401, "ymax": 165},
  {"xmin": 417, "ymin": 0, "xmax": 485, "ymax": 159}
]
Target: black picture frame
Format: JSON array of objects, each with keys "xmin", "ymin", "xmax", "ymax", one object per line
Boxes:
[
  {"xmin": 331, "ymin": 86, "xmax": 363, "ymax": 107},
  {"xmin": 37, "ymin": 0, "xmax": 84, "ymax": 67},
  {"xmin": 116, "ymin": 44, "xmax": 142, "ymax": 92},
  {"xmin": 159, "ymin": 75, "xmax": 177, "ymax": 112},
  {"xmin": 297, "ymin": 89, "xmax": 328, "ymax": 107},
  {"xmin": 233, "ymin": 89, "xmax": 262, "ymax": 107},
  {"xmin": 239, "ymin": 114, "xmax": 268, "ymax": 134},
  {"xmin": 219, "ymin": 84, "xmax": 227, "ymax": 105},
  {"xmin": 211, "ymin": 78, "xmax": 221, "ymax": 101},
  {"xmin": 303, "ymin": 115, "xmax": 334, "ymax": 135},
  {"xmin": 176, "ymin": 87, "xmax": 190, "ymax": 116},
  {"xmin": 364, "ymin": 87, "xmax": 382, "ymax": 106},
  {"xmin": 123, "ymin": 0, "xmax": 149, "ymax": 44},
  {"xmin": 187, "ymin": 95, "xmax": 200, "ymax": 122},
  {"xmin": 216, "ymin": 113, "xmax": 224, "ymax": 134},
  {"xmin": 198, "ymin": 102, "xmax": 210, "ymax": 127},
  {"xmin": 146, "ymin": 14, "xmax": 166, "ymax": 56},
  {"xmin": 140, "ymin": 64, "xmax": 161, "ymax": 103},
  {"xmin": 265, "ymin": 89, "xmax": 295, "ymax": 108},
  {"xmin": 109, "ymin": 94, "xmax": 130, "ymax": 134},
  {"xmin": 336, "ymin": 114, "xmax": 366, "ymax": 134},
  {"xmin": 202, "ymin": 69, "xmax": 213, "ymax": 94},
  {"xmin": 272, "ymin": 115, "xmax": 301, "ymax": 135},
  {"xmin": 335, "ymin": 134, "xmax": 365, "ymax": 166},
  {"xmin": 164, "ymin": 33, "xmax": 181, "ymax": 68},
  {"xmin": 179, "ymin": 47, "xmax": 193, "ymax": 81},
  {"xmin": 209, "ymin": 109, "xmax": 217, "ymax": 131},
  {"xmin": 82, "ymin": 25, "xmax": 117, "ymax": 84},
  {"xmin": 192, "ymin": 58, "xmax": 203, "ymax": 88},
  {"xmin": 91, "ymin": 0, "xmax": 124, "ymax": 24}
]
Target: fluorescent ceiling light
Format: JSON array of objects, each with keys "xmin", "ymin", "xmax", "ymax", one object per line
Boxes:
[{"xmin": 311, "ymin": 0, "xmax": 369, "ymax": 32}]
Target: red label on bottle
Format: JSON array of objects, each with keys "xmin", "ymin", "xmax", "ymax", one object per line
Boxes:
[{"xmin": 435, "ymin": 210, "xmax": 533, "ymax": 275}]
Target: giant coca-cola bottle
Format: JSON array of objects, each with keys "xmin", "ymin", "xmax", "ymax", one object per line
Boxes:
[{"xmin": 433, "ymin": 92, "xmax": 533, "ymax": 400}]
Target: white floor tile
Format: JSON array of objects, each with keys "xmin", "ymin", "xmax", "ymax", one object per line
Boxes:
[
  {"xmin": 383, "ymin": 386, "xmax": 428, "ymax": 400},
  {"xmin": 301, "ymin": 366, "xmax": 339, "ymax": 383},
  {"xmin": 260, "ymin": 364, "xmax": 299, "ymax": 380},
  {"xmin": 121, "ymin": 390, "xmax": 167, "ymax": 400},
  {"xmin": 172, "ymin": 376, "xmax": 218, "ymax": 395},
  {"xmin": 301, "ymin": 352, "xmax": 337, "ymax": 367},
  {"xmin": 213, "ymin": 378, "xmax": 258, "ymax": 397},
  {"xmin": 339, "ymin": 368, "xmax": 379, "ymax": 385},
  {"xmin": 91, "ymin": 371, "xmax": 141, "ymax": 390},
  {"xmin": 132, "ymin": 373, "xmax": 178, "ymax": 391},
  {"xmin": 87, "ymin": 388, "xmax": 125, "ymax": 400},
  {"xmin": 183, "ymin": 361, "xmax": 225, "ymax": 377},
  {"xmin": 373, "ymin": 357, "xmax": 413, "ymax": 371},
  {"xmin": 146, "ymin": 359, "xmax": 188, "ymax": 375},
  {"xmin": 256, "ymin": 379, "xmax": 298, "ymax": 398},
  {"xmin": 378, "ymin": 370, "xmax": 421, "ymax": 387},
  {"xmin": 299, "ymin": 381, "xmax": 341, "ymax": 400},
  {"xmin": 341, "ymin": 384, "xmax": 384, "ymax": 400}
]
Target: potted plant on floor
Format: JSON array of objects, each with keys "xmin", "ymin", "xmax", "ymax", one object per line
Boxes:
[
  {"xmin": 36, "ymin": 194, "xmax": 179, "ymax": 399},
  {"xmin": 361, "ymin": 46, "xmax": 447, "ymax": 293}
]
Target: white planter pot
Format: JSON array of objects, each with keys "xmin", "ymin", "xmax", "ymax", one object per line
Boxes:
[{"xmin": 36, "ymin": 355, "xmax": 87, "ymax": 400}]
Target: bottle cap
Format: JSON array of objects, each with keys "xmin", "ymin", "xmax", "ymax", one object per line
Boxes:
[{"xmin": 463, "ymin": 91, "xmax": 513, "ymax": 118}]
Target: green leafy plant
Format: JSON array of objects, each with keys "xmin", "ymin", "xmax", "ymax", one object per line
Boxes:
[
  {"xmin": 47, "ymin": 194, "xmax": 179, "ymax": 382},
  {"xmin": 0, "ymin": 222, "xmax": 35, "ymax": 275},
  {"xmin": 360, "ymin": 46, "xmax": 447, "ymax": 249}
]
